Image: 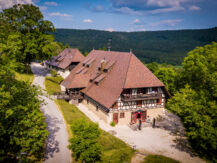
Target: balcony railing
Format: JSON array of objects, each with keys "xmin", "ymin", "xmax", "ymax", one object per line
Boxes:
[
  {"xmin": 53, "ymin": 91, "xmax": 83, "ymax": 100},
  {"xmin": 121, "ymin": 93, "xmax": 161, "ymax": 101}
]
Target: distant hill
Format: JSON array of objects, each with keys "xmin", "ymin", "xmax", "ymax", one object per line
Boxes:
[{"xmin": 52, "ymin": 27, "xmax": 217, "ymax": 65}]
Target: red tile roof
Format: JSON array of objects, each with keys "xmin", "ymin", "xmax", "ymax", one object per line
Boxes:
[
  {"xmin": 61, "ymin": 50, "xmax": 165, "ymax": 109},
  {"xmin": 47, "ymin": 48, "xmax": 85, "ymax": 70}
]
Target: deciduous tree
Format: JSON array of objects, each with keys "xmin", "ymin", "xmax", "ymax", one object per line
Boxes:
[
  {"xmin": 167, "ymin": 42, "xmax": 217, "ymax": 162},
  {"xmin": 0, "ymin": 65, "xmax": 48, "ymax": 161},
  {"xmin": 155, "ymin": 67, "xmax": 177, "ymax": 95},
  {"xmin": 68, "ymin": 120, "xmax": 102, "ymax": 162},
  {"xmin": 0, "ymin": 4, "xmax": 56, "ymax": 72}
]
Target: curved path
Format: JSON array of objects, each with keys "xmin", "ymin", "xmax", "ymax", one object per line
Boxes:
[{"xmin": 31, "ymin": 63, "xmax": 71, "ymax": 163}]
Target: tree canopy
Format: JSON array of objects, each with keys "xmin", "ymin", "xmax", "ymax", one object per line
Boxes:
[
  {"xmin": 166, "ymin": 42, "xmax": 217, "ymax": 162},
  {"xmin": 155, "ymin": 67, "xmax": 177, "ymax": 95},
  {"xmin": 0, "ymin": 4, "xmax": 52, "ymax": 162},
  {"xmin": 0, "ymin": 62, "xmax": 48, "ymax": 162},
  {"xmin": 0, "ymin": 4, "xmax": 61, "ymax": 72},
  {"xmin": 68, "ymin": 119, "xmax": 102, "ymax": 162}
]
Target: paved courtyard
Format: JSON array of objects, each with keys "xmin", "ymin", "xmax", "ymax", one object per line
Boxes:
[{"xmin": 77, "ymin": 103, "xmax": 204, "ymax": 163}]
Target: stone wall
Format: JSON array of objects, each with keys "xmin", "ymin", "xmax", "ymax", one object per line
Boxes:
[{"xmin": 82, "ymin": 99, "xmax": 109, "ymax": 123}]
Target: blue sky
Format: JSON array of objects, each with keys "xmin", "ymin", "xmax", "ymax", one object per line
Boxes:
[{"xmin": 1, "ymin": 0, "xmax": 217, "ymax": 31}]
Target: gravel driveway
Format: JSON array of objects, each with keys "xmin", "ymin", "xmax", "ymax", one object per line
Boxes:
[{"xmin": 31, "ymin": 63, "xmax": 71, "ymax": 163}]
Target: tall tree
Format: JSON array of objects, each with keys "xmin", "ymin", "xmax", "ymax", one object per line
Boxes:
[
  {"xmin": 68, "ymin": 120, "xmax": 102, "ymax": 162},
  {"xmin": 155, "ymin": 67, "xmax": 177, "ymax": 95},
  {"xmin": 167, "ymin": 42, "xmax": 217, "ymax": 162},
  {"xmin": 181, "ymin": 42, "xmax": 217, "ymax": 99},
  {"xmin": 147, "ymin": 62, "xmax": 159, "ymax": 73},
  {"xmin": 0, "ymin": 63, "xmax": 48, "ymax": 161},
  {"xmin": 0, "ymin": 4, "xmax": 55, "ymax": 72}
]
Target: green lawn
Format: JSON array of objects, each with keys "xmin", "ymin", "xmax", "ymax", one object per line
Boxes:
[
  {"xmin": 45, "ymin": 76, "xmax": 134, "ymax": 162},
  {"xmin": 44, "ymin": 76, "xmax": 63, "ymax": 95},
  {"xmin": 15, "ymin": 72, "xmax": 34, "ymax": 83},
  {"xmin": 144, "ymin": 155, "xmax": 180, "ymax": 163}
]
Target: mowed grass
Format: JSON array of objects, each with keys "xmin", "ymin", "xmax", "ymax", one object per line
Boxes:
[
  {"xmin": 143, "ymin": 155, "xmax": 180, "ymax": 163},
  {"xmin": 55, "ymin": 99, "xmax": 134, "ymax": 163},
  {"xmin": 15, "ymin": 72, "xmax": 34, "ymax": 83},
  {"xmin": 44, "ymin": 76, "xmax": 63, "ymax": 95},
  {"xmin": 45, "ymin": 76, "xmax": 134, "ymax": 162}
]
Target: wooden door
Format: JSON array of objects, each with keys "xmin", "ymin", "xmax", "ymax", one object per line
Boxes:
[
  {"xmin": 113, "ymin": 113, "xmax": 119, "ymax": 124},
  {"xmin": 141, "ymin": 111, "xmax": 147, "ymax": 122},
  {"xmin": 131, "ymin": 112, "xmax": 137, "ymax": 123},
  {"xmin": 157, "ymin": 98, "xmax": 162, "ymax": 104}
]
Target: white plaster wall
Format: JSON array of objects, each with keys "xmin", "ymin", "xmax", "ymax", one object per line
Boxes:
[
  {"xmin": 58, "ymin": 70, "xmax": 70, "ymax": 79},
  {"xmin": 60, "ymin": 85, "xmax": 66, "ymax": 92}
]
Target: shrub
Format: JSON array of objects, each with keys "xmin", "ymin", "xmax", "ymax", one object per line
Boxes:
[
  {"xmin": 50, "ymin": 69, "xmax": 57, "ymax": 77},
  {"xmin": 110, "ymin": 121, "xmax": 116, "ymax": 127}
]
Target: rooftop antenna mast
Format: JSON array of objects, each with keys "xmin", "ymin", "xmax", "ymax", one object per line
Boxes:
[{"xmin": 108, "ymin": 38, "xmax": 112, "ymax": 51}]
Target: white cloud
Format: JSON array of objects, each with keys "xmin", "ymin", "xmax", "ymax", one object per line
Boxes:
[
  {"xmin": 136, "ymin": 28, "xmax": 146, "ymax": 31},
  {"xmin": 189, "ymin": 5, "xmax": 200, "ymax": 11},
  {"xmin": 83, "ymin": 19, "xmax": 93, "ymax": 23},
  {"xmin": 39, "ymin": 6, "xmax": 47, "ymax": 11},
  {"xmin": 150, "ymin": 6, "xmax": 184, "ymax": 14},
  {"xmin": 147, "ymin": 0, "xmax": 187, "ymax": 8},
  {"xmin": 134, "ymin": 18, "xmax": 140, "ymax": 24},
  {"xmin": 44, "ymin": 1, "xmax": 57, "ymax": 6},
  {"xmin": 110, "ymin": 0, "xmax": 200, "ymax": 14},
  {"xmin": 114, "ymin": 7, "xmax": 142, "ymax": 15},
  {"xmin": 150, "ymin": 19, "xmax": 183, "ymax": 26},
  {"xmin": 48, "ymin": 12, "xmax": 72, "ymax": 17},
  {"xmin": 0, "ymin": 0, "xmax": 33, "ymax": 9},
  {"xmin": 105, "ymin": 28, "xmax": 114, "ymax": 32}
]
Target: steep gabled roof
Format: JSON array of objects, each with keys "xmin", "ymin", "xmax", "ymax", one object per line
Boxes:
[
  {"xmin": 124, "ymin": 54, "xmax": 164, "ymax": 88},
  {"xmin": 61, "ymin": 50, "xmax": 165, "ymax": 109},
  {"xmin": 47, "ymin": 48, "xmax": 85, "ymax": 70}
]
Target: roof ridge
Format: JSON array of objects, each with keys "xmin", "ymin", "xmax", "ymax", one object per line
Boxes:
[{"xmin": 122, "ymin": 53, "xmax": 133, "ymax": 89}]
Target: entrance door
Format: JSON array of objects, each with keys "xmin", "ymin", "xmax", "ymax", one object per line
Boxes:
[
  {"xmin": 141, "ymin": 111, "xmax": 147, "ymax": 122},
  {"xmin": 131, "ymin": 112, "xmax": 137, "ymax": 123},
  {"xmin": 113, "ymin": 113, "xmax": 118, "ymax": 124}
]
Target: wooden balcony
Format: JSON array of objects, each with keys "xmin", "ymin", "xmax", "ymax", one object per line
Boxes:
[
  {"xmin": 121, "ymin": 93, "xmax": 161, "ymax": 102},
  {"xmin": 53, "ymin": 91, "xmax": 83, "ymax": 100}
]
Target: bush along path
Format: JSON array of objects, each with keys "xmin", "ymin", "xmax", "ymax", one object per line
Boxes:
[{"xmin": 31, "ymin": 62, "xmax": 71, "ymax": 163}]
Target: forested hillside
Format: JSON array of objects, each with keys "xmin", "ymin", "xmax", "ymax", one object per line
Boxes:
[{"xmin": 53, "ymin": 27, "xmax": 217, "ymax": 65}]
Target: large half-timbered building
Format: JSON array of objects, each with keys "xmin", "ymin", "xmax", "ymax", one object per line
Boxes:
[{"xmin": 61, "ymin": 50, "xmax": 170, "ymax": 125}]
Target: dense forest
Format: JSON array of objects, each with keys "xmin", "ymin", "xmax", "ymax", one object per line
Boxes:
[{"xmin": 53, "ymin": 27, "xmax": 217, "ymax": 65}]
